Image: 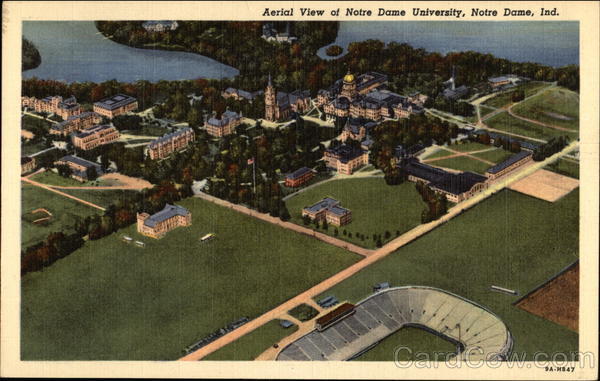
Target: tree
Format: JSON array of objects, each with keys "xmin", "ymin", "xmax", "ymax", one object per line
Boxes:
[
  {"xmin": 87, "ymin": 166, "xmax": 98, "ymax": 181},
  {"xmin": 56, "ymin": 164, "xmax": 72, "ymax": 178},
  {"xmin": 376, "ymin": 237, "xmax": 383, "ymax": 248},
  {"xmin": 322, "ymin": 219, "xmax": 328, "ymax": 230},
  {"xmin": 302, "ymin": 214, "xmax": 311, "ymax": 225}
]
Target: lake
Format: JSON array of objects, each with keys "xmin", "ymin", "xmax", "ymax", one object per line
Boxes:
[
  {"xmin": 318, "ymin": 21, "xmax": 579, "ymax": 67},
  {"xmin": 22, "ymin": 21, "xmax": 239, "ymax": 83}
]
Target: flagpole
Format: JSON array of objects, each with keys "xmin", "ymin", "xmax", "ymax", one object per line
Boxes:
[{"xmin": 252, "ymin": 159, "xmax": 256, "ymax": 195}]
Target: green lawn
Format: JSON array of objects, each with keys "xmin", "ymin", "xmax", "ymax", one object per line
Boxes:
[
  {"xmin": 430, "ymin": 155, "xmax": 491, "ymax": 174},
  {"xmin": 471, "ymin": 148, "xmax": 514, "ymax": 164},
  {"xmin": 512, "ymin": 87, "xmax": 579, "ymax": 131},
  {"xmin": 21, "ymin": 184, "xmax": 100, "ymax": 249},
  {"xmin": 123, "ymin": 125, "xmax": 170, "ymax": 136},
  {"xmin": 21, "ymin": 197, "xmax": 360, "ymax": 360},
  {"xmin": 29, "ymin": 171, "xmax": 91, "ymax": 187},
  {"xmin": 354, "ymin": 326, "xmax": 457, "ymax": 361},
  {"xmin": 486, "ymin": 111, "xmax": 576, "ymax": 141},
  {"xmin": 446, "ymin": 142, "xmax": 492, "ymax": 153},
  {"xmin": 483, "ymin": 82, "xmax": 551, "ymax": 109},
  {"xmin": 204, "ymin": 320, "xmax": 298, "ymax": 361},
  {"xmin": 285, "ymin": 178, "xmax": 425, "ymax": 249},
  {"xmin": 545, "ymin": 158, "xmax": 580, "ymax": 179},
  {"xmin": 21, "ymin": 141, "xmax": 48, "ymax": 156},
  {"xmin": 316, "ymin": 189, "xmax": 579, "ymax": 360},
  {"xmin": 58, "ymin": 189, "xmax": 140, "ymax": 208}
]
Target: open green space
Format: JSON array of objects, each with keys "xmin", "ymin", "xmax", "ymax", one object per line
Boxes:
[
  {"xmin": 29, "ymin": 170, "xmax": 92, "ymax": 187},
  {"xmin": 486, "ymin": 111, "xmax": 575, "ymax": 141},
  {"xmin": 22, "ymin": 114, "xmax": 53, "ymax": 132},
  {"xmin": 21, "ymin": 197, "xmax": 360, "ymax": 360},
  {"xmin": 123, "ymin": 125, "xmax": 170, "ymax": 136},
  {"xmin": 511, "ymin": 87, "xmax": 579, "ymax": 131},
  {"xmin": 21, "ymin": 184, "xmax": 100, "ymax": 249},
  {"xmin": 288, "ymin": 304, "xmax": 319, "ymax": 322},
  {"xmin": 545, "ymin": 158, "xmax": 579, "ymax": 179},
  {"xmin": 204, "ymin": 320, "xmax": 298, "ymax": 361},
  {"xmin": 21, "ymin": 141, "xmax": 48, "ymax": 156},
  {"xmin": 446, "ymin": 141, "xmax": 492, "ymax": 153},
  {"xmin": 285, "ymin": 178, "xmax": 425, "ymax": 249},
  {"xmin": 354, "ymin": 326, "xmax": 457, "ymax": 361},
  {"xmin": 483, "ymin": 81, "xmax": 551, "ymax": 109},
  {"xmin": 59, "ymin": 189, "xmax": 140, "ymax": 208},
  {"xmin": 430, "ymin": 155, "xmax": 491, "ymax": 174},
  {"xmin": 317, "ymin": 189, "xmax": 579, "ymax": 360},
  {"xmin": 478, "ymin": 105, "xmax": 497, "ymax": 119},
  {"xmin": 471, "ymin": 148, "xmax": 514, "ymax": 164}
]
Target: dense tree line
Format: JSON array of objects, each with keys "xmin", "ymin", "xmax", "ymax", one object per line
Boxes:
[
  {"xmin": 22, "ymin": 38, "xmax": 41, "ymax": 71},
  {"xmin": 532, "ymin": 136, "xmax": 570, "ymax": 161},
  {"xmin": 21, "ymin": 182, "xmax": 188, "ymax": 275},
  {"xmin": 415, "ymin": 181, "xmax": 448, "ymax": 223}
]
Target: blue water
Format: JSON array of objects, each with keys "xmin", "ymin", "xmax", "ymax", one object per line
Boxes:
[
  {"xmin": 318, "ymin": 21, "xmax": 579, "ymax": 67},
  {"xmin": 22, "ymin": 21, "xmax": 239, "ymax": 83}
]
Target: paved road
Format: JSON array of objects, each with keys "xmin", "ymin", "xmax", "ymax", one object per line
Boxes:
[
  {"xmin": 180, "ymin": 140, "xmax": 579, "ymax": 362},
  {"xmin": 507, "ymin": 103, "xmax": 577, "ymax": 133}
]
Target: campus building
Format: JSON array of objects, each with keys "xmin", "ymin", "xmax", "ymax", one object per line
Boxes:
[
  {"xmin": 285, "ymin": 167, "xmax": 314, "ymax": 188},
  {"xmin": 222, "ymin": 88, "xmax": 263, "ymax": 102},
  {"xmin": 71, "ymin": 124, "xmax": 120, "ymax": 151},
  {"xmin": 21, "ymin": 156, "xmax": 36, "ymax": 174},
  {"xmin": 302, "ymin": 197, "xmax": 352, "ymax": 226},
  {"xmin": 315, "ymin": 302, "xmax": 356, "ymax": 331},
  {"xmin": 50, "ymin": 112, "xmax": 103, "ymax": 136},
  {"xmin": 485, "ymin": 151, "xmax": 533, "ymax": 180},
  {"xmin": 264, "ymin": 75, "xmax": 310, "ymax": 121},
  {"xmin": 136, "ymin": 204, "xmax": 192, "ymax": 239},
  {"xmin": 400, "ymin": 158, "xmax": 488, "ymax": 203},
  {"xmin": 317, "ymin": 71, "xmax": 423, "ymax": 121},
  {"xmin": 147, "ymin": 127, "xmax": 195, "ymax": 160},
  {"xmin": 340, "ymin": 118, "xmax": 377, "ymax": 143},
  {"xmin": 205, "ymin": 110, "xmax": 242, "ymax": 138},
  {"xmin": 470, "ymin": 129, "xmax": 539, "ymax": 152},
  {"xmin": 93, "ymin": 94, "xmax": 138, "ymax": 119},
  {"xmin": 261, "ymin": 22, "xmax": 297, "ymax": 43},
  {"xmin": 54, "ymin": 155, "xmax": 104, "ymax": 182},
  {"xmin": 21, "ymin": 95, "xmax": 81, "ymax": 120},
  {"xmin": 324, "ymin": 144, "xmax": 369, "ymax": 175},
  {"xmin": 142, "ymin": 20, "xmax": 179, "ymax": 32}
]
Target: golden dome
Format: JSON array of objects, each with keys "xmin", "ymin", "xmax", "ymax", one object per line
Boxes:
[{"xmin": 343, "ymin": 73, "xmax": 355, "ymax": 83}]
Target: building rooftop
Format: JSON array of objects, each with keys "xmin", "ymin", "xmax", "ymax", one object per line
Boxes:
[
  {"xmin": 207, "ymin": 110, "xmax": 241, "ymax": 127},
  {"xmin": 148, "ymin": 127, "xmax": 193, "ymax": 148},
  {"xmin": 73, "ymin": 124, "xmax": 115, "ymax": 139},
  {"xmin": 486, "ymin": 151, "xmax": 532, "ymax": 174},
  {"xmin": 286, "ymin": 167, "xmax": 312, "ymax": 180},
  {"xmin": 315, "ymin": 302, "xmax": 355, "ymax": 326},
  {"xmin": 143, "ymin": 204, "xmax": 190, "ymax": 228},
  {"xmin": 401, "ymin": 158, "xmax": 486, "ymax": 196},
  {"xmin": 304, "ymin": 197, "xmax": 340, "ymax": 214},
  {"xmin": 326, "ymin": 144, "xmax": 367, "ymax": 163},
  {"xmin": 94, "ymin": 94, "xmax": 137, "ymax": 110},
  {"xmin": 328, "ymin": 205, "xmax": 351, "ymax": 217}
]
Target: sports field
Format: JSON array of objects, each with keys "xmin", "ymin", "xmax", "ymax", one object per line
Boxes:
[
  {"xmin": 285, "ymin": 178, "xmax": 425, "ymax": 249},
  {"xmin": 21, "ymin": 197, "xmax": 360, "ymax": 360},
  {"xmin": 203, "ymin": 320, "xmax": 298, "ymax": 361},
  {"xmin": 511, "ymin": 87, "xmax": 579, "ymax": 131},
  {"xmin": 316, "ymin": 189, "xmax": 579, "ymax": 360},
  {"xmin": 429, "ymin": 155, "xmax": 490, "ymax": 174},
  {"xmin": 29, "ymin": 170, "xmax": 92, "ymax": 187},
  {"xmin": 59, "ymin": 189, "xmax": 140, "ymax": 208},
  {"xmin": 486, "ymin": 112, "xmax": 574, "ymax": 141},
  {"xmin": 21, "ymin": 184, "xmax": 100, "ymax": 249}
]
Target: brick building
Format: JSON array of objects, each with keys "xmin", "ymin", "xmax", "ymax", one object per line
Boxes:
[
  {"xmin": 137, "ymin": 204, "xmax": 192, "ymax": 239},
  {"xmin": 205, "ymin": 110, "xmax": 242, "ymax": 138},
  {"xmin": 54, "ymin": 155, "xmax": 104, "ymax": 182},
  {"xmin": 285, "ymin": 167, "xmax": 314, "ymax": 187},
  {"xmin": 22, "ymin": 95, "xmax": 81, "ymax": 120},
  {"xmin": 21, "ymin": 156, "xmax": 36, "ymax": 175},
  {"xmin": 93, "ymin": 94, "xmax": 138, "ymax": 119},
  {"xmin": 485, "ymin": 151, "xmax": 533, "ymax": 180},
  {"xmin": 264, "ymin": 74, "xmax": 310, "ymax": 121},
  {"xmin": 302, "ymin": 197, "xmax": 352, "ymax": 226},
  {"xmin": 147, "ymin": 127, "xmax": 195, "ymax": 160},
  {"xmin": 50, "ymin": 112, "xmax": 103, "ymax": 136},
  {"xmin": 71, "ymin": 124, "xmax": 120, "ymax": 151},
  {"xmin": 324, "ymin": 144, "xmax": 369, "ymax": 175}
]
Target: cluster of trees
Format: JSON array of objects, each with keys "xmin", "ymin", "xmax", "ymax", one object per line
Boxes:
[
  {"xmin": 22, "ymin": 38, "xmax": 41, "ymax": 71},
  {"xmin": 532, "ymin": 136, "xmax": 570, "ymax": 161},
  {"xmin": 369, "ymin": 115, "xmax": 458, "ymax": 180},
  {"xmin": 415, "ymin": 181, "xmax": 448, "ymax": 223},
  {"xmin": 21, "ymin": 182, "xmax": 188, "ymax": 275},
  {"xmin": 470, "ymin": 132, "xmax": 521, "ymax": 153},
  {"xmin": 112, "ymin": 114, "xmax": 143, "ymax": 131},
  {"xmin": 433, "ymin": 97, "xmax": 475, "ymax": 117},
  {"xmin": 511, "ymin": 89, "xmax": 526, "ymax": 102},
  {"xmin": 325, "ymin": 45, "xmax": 343, "ymax": 57}
]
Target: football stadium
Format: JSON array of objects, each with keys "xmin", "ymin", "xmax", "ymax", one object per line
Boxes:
[{"xmin": 276, "ymin": 286, "xmax": 513, "ymax": 361}]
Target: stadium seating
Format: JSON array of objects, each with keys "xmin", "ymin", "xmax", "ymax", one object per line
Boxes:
[{"xmin": 276, "ymin": 286, "xmax": 512, "ymax": 361}]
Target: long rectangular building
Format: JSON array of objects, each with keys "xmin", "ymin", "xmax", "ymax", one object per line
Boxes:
[
  {"xmin": 93, "ymin": 94, "xmax": 138, "ymax": 119},
  {"xmin": 54, "ymin": 155, "xmax": 104, "ymax": 182},
  {"xmin": 50, "ymin": 112, "xmax": 103, "ymax": 136},
  {"xmin": 147, "ymin": 127, "xmax": 195, "ymax": 160},
  {"xmin": 485, "ymin": 151, "xmax": 533, "ymax": 180},
  {"xmin": 22, "ymin": 95, "xmax": 81, "ymax": 120},
  {"xmin": 324, "ymin": 144, "xmax": 369, "ymax": 175},
  {"xmin": 71, "ymin": 124, "xmax": 120, "ymax": 151}
]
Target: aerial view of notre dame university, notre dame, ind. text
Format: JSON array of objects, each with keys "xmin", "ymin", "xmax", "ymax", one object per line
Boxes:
[{"xmin": 1, "ymin": 1, "xmax": 598, "ymax": 380}]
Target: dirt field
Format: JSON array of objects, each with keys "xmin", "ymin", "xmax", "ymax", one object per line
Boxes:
[
  {"xmin": 98, "ymin": 173, "xmax": 153, "ymax": 189},
  {"xmin": 508, "ymin": 169, "xmax": 579, "ymax": 202},
  {"xmin": 516, "ymin": 263, "xmax": 579, "ymax": 332}
]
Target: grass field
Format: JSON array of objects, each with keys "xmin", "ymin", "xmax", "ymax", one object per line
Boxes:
[
  {"xmin": 21, "ymin": 141, "xmax": 48, "ymax": 156},
  {"xmin": 429, "ymin": 155, "xmax": 491, "ymax": 174},
  {"xmin": 483, "ymin": 82, "xmax": 551, "ymax": 109},
  {"xmin": 447, "ymin": 142, "xmax": 492, "ymax": 153},
  {"xmin": 316, "ymin": 189, "xmax": 579, "ymax": 360},
  {"xmin": 545, "ymin": 158, "xmax": 579, "ymax": 179},
  {"xmin": 58, "ymin": 189, "xmax": 140, "ymax": 208},
  {"xmin": 486, "ymin": 112, "xmax": 575, "ymax": 141},
  {"xmin": 21, "ymin": 197, "xmax": 360, "ymax": 360},
  {"xmin": 203, "ymin": 320, "xmax": 298, "ymax": 361},
  {"xmin": 354, "ymin": 326, "xmax": 457, "ymax": 361},
  {"xmin": 471, "ymin": 148, "xmax": 513, "ymax": 164},
  {"xmin": 285, "ymin": 178, "xmax": 425, "ymax": 249},
  {"xmin": 21, "ymin": 184, "xmax": 100, "ymax": 249},
  {"xmin": 512, "ymin": 87, "xmax": 579, "ymax": 131},
  {"xmin": 123, "ymin": 125, "xmax": 170, "ymax": 136},
  {"xmin": 29, "ymin": 171, "xmax": 92, "ymax": 187}
]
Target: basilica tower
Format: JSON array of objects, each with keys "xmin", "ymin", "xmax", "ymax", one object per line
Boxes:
[{"xmin": 265, "ymin": 74, "xmax": 278, "ymax": 121}]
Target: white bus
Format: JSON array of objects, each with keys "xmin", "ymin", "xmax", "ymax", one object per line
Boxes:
[{"xmin": 200, "ymin": 233, "xmax": 215, "ymax": 242}]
